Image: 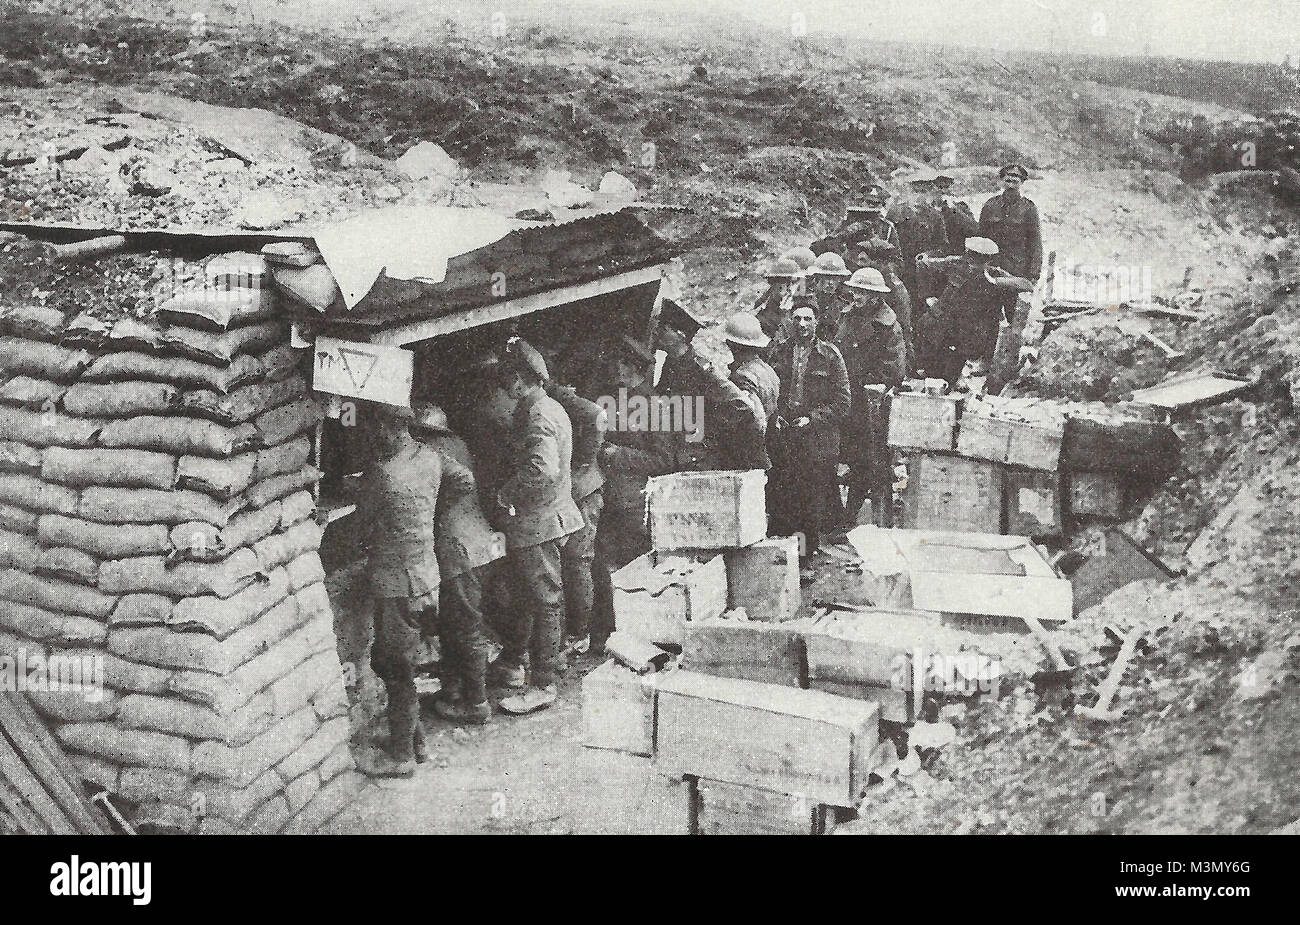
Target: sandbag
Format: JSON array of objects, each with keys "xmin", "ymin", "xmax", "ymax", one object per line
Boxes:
[
  {"xmin": 157, "ymin": 287, "xmax": 278, "ymax": 333},
  {"xmin": 0, "ymin": 472, "xmax": 78, "ymax": 515},
  {"xmin": 167, "ymin": 565, "xmax": 291, "ymax": 638},
  {"xmin": 268, "ymin": 650, "xmax": 339, "ymax": 720},
  {"xmin": 205, "ymin": 252, "xmax": 269, "ymax": 293},
  {"xmin": 35, "ymin": 546, "xmax": 100, "ymax": 586},
  {"xmin": 279, "ymin": 491, "xmax": 316, "ymax": 530},
  {"xmin": 0, "ymin": 405, "xmax": 102, "ymax": 449},
  {"xmin": 0, "ymin": 504, "xmax": 38, "ymax": 535},
  {"xmin": 180, "ymin": 376, "xmax": 308, "ymax": 427},
  {"xmin": 27, "ymin": 686, "xmax": 120, "ymax": 723},
  {"xmin": 82, "ymin": 350, "xmax": 262, "ymax": 394},
  {"xmin": 167, "ymin": 502, "xmax": 281, "ymax": 563},
  {"xmin": 42, "ymin": 447, "xmax": 177, "ymax": 490},
  {"xmin": 253, "ymin": 436, "xmax": 311, "ymax": 482},
  {"xmin": 49, "ymin": 649, "xmax": 174, "ymax": 695},
  {"xmin": 117, "ymin": 691, "xmax": 273, "ymax": 746},
  {"xmin": 70, "ymin": 754, "xmax": 121, "ymax": 793},
  {"xmin": 254, "ymin": 397, "xmax": 322, "ymax": 448},
  {"xmin": 114, "ymin": 766, "xmax": 191, "ymax": 805},
  {"xmin": 0, "ymin": 440, "xmax": 42, "ymax": 474},
  {"xmin": 62, "ymin": 311, "xmax": 110, "ymax": 347},
  {"xmin": 0, "ymin": 525, "xmax": 41, "ymax": 566},
  {"xmin": 61, "ymin": 381, "xmax": 181, "ymax": 418},
  {"xmin": 97, "ymin": 416, "xmax": 259, "ymax": 459},
  {"xmin": 285, "ymin": 769, "xmax": 321, "ymax": 815},
  {"xmin": 253, "ymin": 520, "xmax": 323, "ymax": 573},
  {"xmin": 243, "ymin": 466, "xmax": 321, "ymax": 511},
  {"xmin": 271, "ymin": 263, "xmax": 341, "ymax": 312},
  {"xmin": 0, "ymin": 375, "xmax": 66, "ymax": 410},
  {"xmin": 162, "ymin": 319, "xmax": 284, "ymax": 367},
  {"xmin": 258, "ymin": 344, "xmax": 300, "ymax": 382},
  {"xmin": 176, "ymin": 452, "xmax": 256, "ymax": 500},
  {"xmin": 277, "ymin": 715, "xmax": 349, "ymax": 782},
  {"xmin": 0, "ymin": 601, "xmax": 108, "ymax": 645},
  {"xmin": 317, "ymin": 741, "xmax": 355, "ymax": 782},
  {"xmin": 79, "ymin": 486, "xmax": 232, "ymax": 527},
  {"xmin": 99, "ymin": 548, "xmax": 262, "ymax": 599},
  {"xmin": 110, "ymin": 594, "xmax": 302, "ymax": 675},
  {"xmin": 0, "ymin": 303, "xmax": 67, "ymax": 342},
  {"xmin": 0, "ymin": 337, "xmax": 92, "ymax": 382},
  {"xmin": 109, "ymin": 594, "xmax": 172, "ymax": 628},
  {"xmin": 106, "ymin": 316, "xmax": 166, "ymax": 352},
  {"xmin": 312, "ymin": 676, "xmax": 350, "ymax": 723},
  {"xmin": 285, "ymin": 553, "xmax": 326, "ymax": 592},
  {"xmin": 38, "ymin": 514, "xmax": 171, "ymax": 558},
  {"xmin": 0, "ymin": 569, "xmax": 117, "ymax": 619},
  {"xmin": 55, "ymin": 722, "xmax": 191, "ymax": 772},
  {"xmin": 245, "ymin": 795, "xmax": 290, "ymax": 835},
  {"xmin": 191, "ymin": 706, "xmax": 316, "ymax": 787},
  {"xmin": 283, "ymin": 769, "xmax": 359, "ymax": 835}
]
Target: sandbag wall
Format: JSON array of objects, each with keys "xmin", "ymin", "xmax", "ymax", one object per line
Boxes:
[{"xmin": 0, "ymin": 252, "xmax": 358, "ymax": 834}]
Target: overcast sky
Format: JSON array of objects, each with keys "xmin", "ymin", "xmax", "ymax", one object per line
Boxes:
[{"xmin": 722, "ymin": 0, "xmax": 1300, "ymax": 63}]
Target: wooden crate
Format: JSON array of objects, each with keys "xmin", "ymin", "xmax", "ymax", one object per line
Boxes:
[
  {"xmin": 1004, "ymin": 468, "xmax": 1063, "ymax": 538},
  {"xmin": 806, "ymin": 679, "xmax": 912, "ymax": 723},
  {"xmin": 902, "ymin": 454, "xmax": 1003, "ymax": 534},
  {"xmin": 656, "ymin": 670, "xmax": 878, "ymax": 807},
  {"xmin": 612, "ymin": 553, "xmax": 727, "ymax": 646},
  {"xmin": 724, "ymin": 536, "xmax": 801, "ymax": 622},
  {"xmin": 887, "ymin": 392, "xmax": 961, "ymax": 451},
  {"xmin": 692, "ymin": 778, "xmax": 827, "ymax": 835},
  {"xmin": 645, "ymin": 470, "xmax": 767, "ymax": 550},
  {"xmin": 682, "ymin": 616, "xmax": 806, "ymax": 688},
  {"xmin": 957, "ymin": 412, "xmax": 1063, "ymax": 471},
  {"xmin": 1067, "ymin": 470, "xmax": 1124, "ymax": 517},
  {"xmin": 581, "ymin": 659, "xmax": 658, "ymax": 757}
]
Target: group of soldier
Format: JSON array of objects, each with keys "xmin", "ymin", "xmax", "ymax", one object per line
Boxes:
[{"xmin": 354, "ymin": 163, "xmax": 1043, "ymax": 777}]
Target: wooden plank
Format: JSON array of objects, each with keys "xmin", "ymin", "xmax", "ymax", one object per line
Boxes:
[
  {"xmin": 804, "ymin": 631, "xmax": 909, "ymax": 689},
  {"xmin": 694, "ymin": 778, "xmax": 824, "ymax": 835},
  {"xmin": 723, "ymin": 536, "xmax": 801, "ymax": 622},
  {"xmin": 957, "ymin": 411, "xmax": 1062, "ymax": 471},
  {"xmin": 902, "ymin": 454, "xmax": 1003, "ymax": 534},
  {"xmin": 612, "ymin": 553, "xmax": 728, "ymax": 647},
  {"xmin": 1070, "ymin": 529, "xmax": 1177, "ymax": 615},
  {"xmin": 371, "ymin": 264, "xmax": 665, "ymax": 346},
  {"xmin": 806, "ymin": 679, "xmax": 912, "ymax": 723},
  {"xmin": 887, "ymin": 392, "xmax": 960, "ymax": 451},
  {"xmin": 655, "ymin": 671, "xmax": 878, "ymax": 806},
  {"xmin": 682, "ymin": 617, "xmax": 806, "ymax": 688},
  {"xmin": 1130, "ymin": 371, "xmax": 1253, "ymax": 411},
  {"xmin": 581, "ymin": 660, "xmax": 657, "ymax": 757},
  {"xmin": 1005, "ymin": 468, "xmax": 1063, "ymax": 538},
  {"xmin": 0, "ymin": 694, "xmax": 106, "ymax": 834},
  {"xmin": 910, "ymin": 571, "xmax": 1073, "ymax": 623}
]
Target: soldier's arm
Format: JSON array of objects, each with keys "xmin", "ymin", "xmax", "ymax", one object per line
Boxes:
[
  {"xmin": 602, "ymin": 435, "xmax": 676, "ymax": 478},
  {"xmin": 1025, "ymin": 200, "xmax": 1043, "ymax": 280},
  {"xmin": 809, "ymin": 345, "xmax": 851, "ymax": 427},
  {"xmin": 545, "ymin": 380, "xmax": 605, "ymax": 467},
  {"xmin": 499, "ymin": 413, "xmax": 562, "ymax": 509},
  {"xmin": 882, "ymin": 326, "xmax": 908, "ymax": 387},
  {"xmin": 436, "ymin": 449, "xmax": 477, "ymax": 497}
]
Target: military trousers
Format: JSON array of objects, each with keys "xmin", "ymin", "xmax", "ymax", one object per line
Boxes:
[
  {"xmin": 561, "ymin": 489, "xmax": 604, "ymax": 640},
  {"xmin": 501, "ymin": 536, "xmax": 568, "ymax": 689},
  {"xmin": 438, "ymin": 564, "xmax": 492, "ymax": 706},
  {"xmin": 371, "ymin": 596, "xmax": 434, "ymax": 762}
]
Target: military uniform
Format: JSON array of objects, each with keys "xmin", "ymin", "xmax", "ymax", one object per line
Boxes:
[
  {"xmin": 834, "ymin": 304, "xmax": 906, "ymax": 516},
  {"xmin": 497, "ymin": 388, "xmax": 584, "ymax": 689},
  {"xmin": 546, "ymin": 380, "xmax": 606, "ymax": 642},
  {"xmin": 917, "ymin": 255, "xmax": 1026, "ymax": 383},
  {"xmin": 979, "ymin": 190, "xmax": 1042, "ymax": 322},
  {"xmin": 420, "ymin": 430, "xmax": 504, "ymax": 708},
  {"xmin": 361, "ymin": 442, "xmax": 442, "ymax": 763}
]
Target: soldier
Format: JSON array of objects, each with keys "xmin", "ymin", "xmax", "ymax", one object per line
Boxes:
[
  {"xmin": 358, "ymin": 405, "xmax": 442, "ymax": 777},
  {"xmin": 768, "ymin": 298, "xmax": 850, "ymax": 564},
  {"xmin": 543, "ymin": 372, "xmax": 606, "ymax": 655},
  {"xmin": 979, "ymin": 163, "xmax": 1043, "ymax": 322},
  {"xmin": 835, "ymin": 268, "xmax": 907, "ymax": 526},
  {"xmin": 889, "ymin": 171, "xmax": 955, "ymax": 303},
  {"xmin": 842, "ymin": 185, "xmax": 901, "ymax": 272},
  {"xmin": 916, "ymin": 236, "xmax": 1033, "ymax": 385},
  {"xmin": 753, "ymin": 256, "xmax": 803, "ymax": 345},
  {"xmin": 490, "ymin": 337, "xmax": 585, "ymax": 715},
  {"xmin": 782, "ymin": 246, "xmax": 818, "ymax": 294},
  {"xmin": 592, "ymin": 335, "xmax": 679, "ymax": 651},
  {"xmin": 804, "ymin": 251, "xmax": 852, "ymax": 341},
  {"xmin": 412, "ymin": 403, "xmax": 505, "ymax": 726}
]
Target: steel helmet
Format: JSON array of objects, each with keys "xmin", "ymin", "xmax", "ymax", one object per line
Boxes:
[
  {"xmin": 764, "ymin": 256, "xmax": 803, "ymax": 279},
  {"xmin": 722, "ymin": 313, "xmax": 771, "ymax": 349},
  {"xmin": 845, "ymin": 267, "xmax": 891, "ymax": 292},
  {"xmin": 781, "ymin": 246, "xmax": 817, "ymax": 271},
  {"xmin": 808, "ymin": 252, "xmax": 851, "ymax": 277}
]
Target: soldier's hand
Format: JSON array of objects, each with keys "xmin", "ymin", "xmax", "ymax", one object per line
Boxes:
[{"xmin": 794, "ymin": 416, "xmax": 811, "ymax": 428}]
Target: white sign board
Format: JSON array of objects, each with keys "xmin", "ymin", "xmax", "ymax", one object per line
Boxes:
[{"xmin": 313, "ymin": 336, "xmax": 414, "ymax": 407}]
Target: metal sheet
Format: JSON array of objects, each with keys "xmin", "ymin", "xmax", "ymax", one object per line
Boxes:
[{"xmin": 1130, "ymin": 371, "xmax": 1254, "ymax": 410}]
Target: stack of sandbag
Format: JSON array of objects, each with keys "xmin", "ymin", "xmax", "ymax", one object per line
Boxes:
[{"xmin": 0, "ymin": 249, "xmax": 359, "ymax": 835}]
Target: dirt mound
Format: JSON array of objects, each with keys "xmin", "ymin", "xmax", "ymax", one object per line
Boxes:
[{"xmin": 1021, "ymin": 313, "xmax": 1172, "ymax": 401}]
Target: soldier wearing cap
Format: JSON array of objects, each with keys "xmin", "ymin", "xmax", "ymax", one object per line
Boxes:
[
  {"xmin": 490, "ymin": 336, "xmax": 585, "ymax": 715},
  {"xmin": 768, "ymin": 297, "xmax": 850, "ymax": 560},
  {"xmin": 916, "ymin": 236, "xmax": 1033, "ymax": 385},
  {"xmin": 834, "ymin": 267, "xmax": 908, "ymax": 524},
  {"xmin": 657, "ymin": 313, "xmax": 776, "ymax": 471},
  {"xmin": 753, "ymin": 255, "xmax": 803, "ymax": 345},
  {"xmin": 980, "ymin": 164, "xmax": 1043, "ymax": 315},
  {"xmin": 358, "ymin": 404, "xmax": 443, "ymax": 777},
  {"xmin": 804, "ymin": 251, "xmax": 852, "ymax": 341},
  {"xmin": 412, "ymin": 403, "xmax": 505, "ymax": 726}
]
